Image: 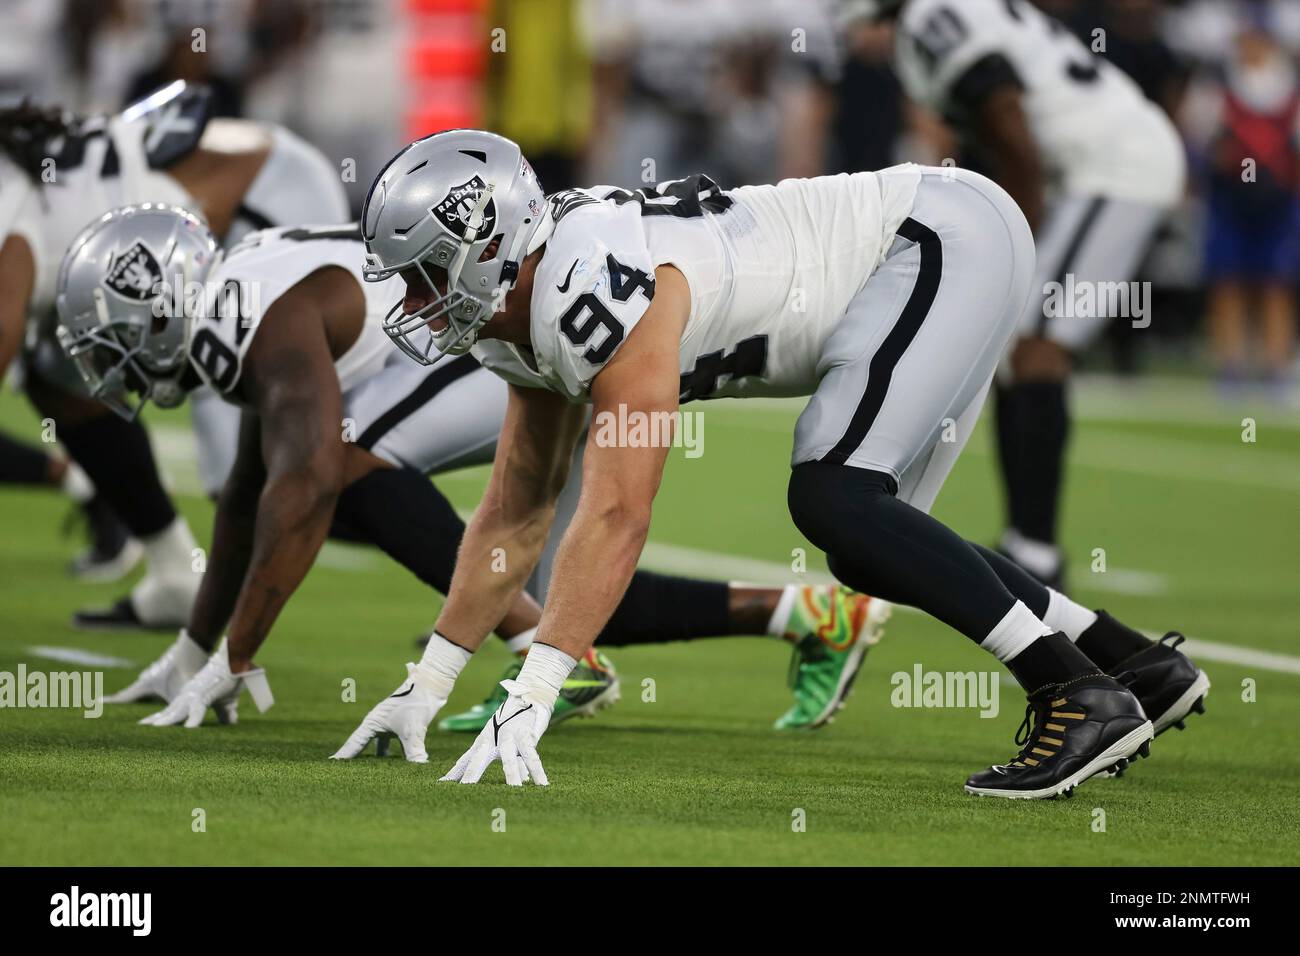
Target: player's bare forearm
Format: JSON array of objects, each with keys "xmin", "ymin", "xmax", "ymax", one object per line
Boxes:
[
  {"xmin": 435, "ymin": 384, "xmax": 585, "ymax": 649},
  {"xmin": 225, "ymin": 465, "xmax": 340, "ymax": 669},
  {"xmin": 188, "ymin": 413, "xmax": 263, "ymax": 649},
  {"xmin": 434, "ymin": 487, "xmax": 556, "ymax": 651},
  {"xmin": 222, "ymin": 298, "xmax": 346, "ymax": 671},
  {"xmin": 531, "ymin": 264, "xmax": 689, "ymax": 659},
  {"xmin": 531, "ymin": 475, "xmax": 655, "ymax": 660},
  {"xmin": 0, "ymin": 235, "xmax": 35, "ymax": 382}
]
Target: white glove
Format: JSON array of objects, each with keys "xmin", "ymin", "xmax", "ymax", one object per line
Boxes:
[
  {"xmin": 440, "ymin": 679, "xmax": 553, "ymax": 786},
  {"xmin": 138, "ymin": 640, "xmax": 273, "ymax": 728},
  {"xmin": 105, "ymin": 629, "xmax": 209, "ymax": 704},
  {"xmin": 330, "ymin": 663, "xmax": 446, "ymax": 763}
]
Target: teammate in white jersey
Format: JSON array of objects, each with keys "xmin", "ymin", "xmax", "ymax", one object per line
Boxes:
[
  {"xmin": 853, "ymin": 0, "xmax": 1187, "ymax": 587},
  {"xmin": 0, "ymin": 82, "xmax": 350, "ymax": 628},
  {"xmin": 53, "ymin": 204, "xmax": 889, "ymax": 746},
  {"xmin": 359, "ymin": 129, "xmax": 1207, "ymax": 799}
]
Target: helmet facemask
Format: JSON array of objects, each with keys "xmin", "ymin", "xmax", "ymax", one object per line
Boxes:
[
  {"xmin": 362, "ymin": 130, "xmax": 554, "ymax": 368},
  {"xmin": 56, "ymin": 213, "xmax": 215, "ymax": 421},
  {"xmin": 372, "ymin": 183, "xmax": 507, "ymax": 365}
]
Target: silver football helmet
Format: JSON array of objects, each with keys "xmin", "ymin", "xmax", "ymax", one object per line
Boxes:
[
  {"xmin": 56, "ymin": 203, "xmax": 218, "ymax": 420},
  {"xmin": 361, "ymin": 129, "xmax": 553, "ymax": 366}
]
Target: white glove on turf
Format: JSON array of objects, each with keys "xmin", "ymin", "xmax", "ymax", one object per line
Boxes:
[
  {"xmin": 105, "ymin": 629, "xmax": 209, "ymax": 704},
  {"xmin": 139, "ymin": 640, "xmax": 273, "ymax": 728},
  {"xmin": 330, "ymin": 662, "xmax": 447, "ymax": 763},
  {"xmin": 440, "ymin": 679, "xmax": 553, "ymax": 786}
]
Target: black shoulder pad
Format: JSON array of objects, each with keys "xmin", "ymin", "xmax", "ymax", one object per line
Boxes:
[{"xmin": 121, "ymin": 81, "xmax": 214, "ymax": 170}]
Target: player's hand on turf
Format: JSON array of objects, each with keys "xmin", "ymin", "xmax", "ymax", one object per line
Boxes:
[
  {"xmin": 330, "ymin": 663, "xmax": 446, "ymax": 763},
  {"xmin": 138, "ymin": 649, "xmax": 249, "ymax": 728},
  {"xmin": 441, "ymin": 679, "xmax": 552, "ymax": 786},
  {"xmin": 105, "ymin": 629, "xmax": 208, "ymax": 704}
]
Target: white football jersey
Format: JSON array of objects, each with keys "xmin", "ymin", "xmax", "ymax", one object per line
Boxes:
[
  {"xmin": 11, "ymin": 85, "xmax": 211, "ymax": 318},
  {"xmin": 473, "ymin": 167, "xmax": 921, "ymax": 403},
  {"xmin": 189, "ymin": 225, "xmax": 398, "ymax": 401},
  {"xmin": 894, "ymin": 0, "xmax": 1184, "ymax": 205}
]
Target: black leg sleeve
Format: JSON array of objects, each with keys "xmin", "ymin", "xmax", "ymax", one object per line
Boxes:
[
  {"xmin": 1004, "ymin": 380, "xmax": 1069, "ymax": 544},
  {"xmin": 967, "ymin": 541, "xmax": 1051, "ymax": 618},
  {"xmin": 57, "ymin": 416, "xmax": 176, "ymax": 536},
  {"xmin": 333, "ymin": 466, "xmax": 464, "ymax": 593},
  {"xmin": 598, "ymin": 571, "xmax": 730, "ymax": 646},
  {"xmin": 788, "ymin": 461, "xmax": 1016, "ymax": 643}
]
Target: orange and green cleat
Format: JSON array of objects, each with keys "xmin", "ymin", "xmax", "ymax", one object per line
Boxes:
[{"xmin": 774, "ymin": 586, "xmax": 890, "ymax": 730}]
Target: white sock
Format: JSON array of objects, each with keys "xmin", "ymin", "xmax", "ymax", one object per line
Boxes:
[
  {"xmin": 766, "ymin": 584, "xmax": 800, "ymax": 637},
  {"xmin": 981, "ymin": 600, "xmax": 1054, "ymax": 663},
  {"xmin": 414, "ymin": 633, "xmax": 473, "ymax": 698},
  {"xmin": 1044, "ymin": 589, "xmax": 1098, "ymax": 642},
  {"xmin": 513, "ymin": 642, "xmax": 577, "ymax": 709},
  {"xmin": 999, "ymin": 528, "xmax": 1062, "ymax": 579},
  {"xmin": 504, "ymin": 626, "xmax": 537, "ymax": 655},
  {"xmin": 141, "ymin": 516, "xmax": 199, "ymax": 580},
  {"xmin": 60, "ymin": 461, "xmax": 95, "ymax": 504}
]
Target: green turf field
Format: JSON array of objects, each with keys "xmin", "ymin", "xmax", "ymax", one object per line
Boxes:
[{"xmin": 1, "ymin": 378, "xmax": 1297, "ymax": 866}]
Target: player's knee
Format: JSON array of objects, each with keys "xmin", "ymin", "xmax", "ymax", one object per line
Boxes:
[
  {"xmin": 788, "ymin": 461, "xmax": 896, "ymax": 550},
  {"xmin": 1010, "ymin": 336, "xmax": 1071, "ymax": 382}
]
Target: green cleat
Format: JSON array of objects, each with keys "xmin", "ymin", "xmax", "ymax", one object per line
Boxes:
[
  {"xmin": 774, "ymin": 586, "xmax": 890, "ymax": 730},
  {"xmin": 438, "ymin": 648, "xmax": 621, "ymax": 733}
]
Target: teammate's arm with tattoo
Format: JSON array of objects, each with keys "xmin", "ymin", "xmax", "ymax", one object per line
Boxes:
[
  {"xmin": 433, "ymin": 382, "xmax": 586, "ymax": 650},
  {"xmin": 186, "ymin": 410, "xmax": 265, "ymax": 649},
  {"xmin": 222, "ymin": 290, "xmax": 347, "ymax": 671},
  {"xmin": 529, "ymin": 264, "xmax": 691, "ymax": 661}
]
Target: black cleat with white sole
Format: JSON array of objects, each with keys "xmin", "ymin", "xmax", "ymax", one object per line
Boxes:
[
  {"xmin": 1109, "ymin": 629, "xmax": 1210, "ymax": 737},
  {"xmin": 965, "ymin": 674, "xmax": 1153, "ymax": 800},
  {"xmin": 72, "ymin": 596, "xmax": 183, "ymax": 632}
]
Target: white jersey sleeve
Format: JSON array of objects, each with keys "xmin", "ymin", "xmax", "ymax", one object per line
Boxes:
[
  {"xmin": 188, "ymin": 224, "xmax": 388, "ymax": 398},
  {"xmin": 526, "ymin": 193, "xmax": 657, "ymax": 401}
]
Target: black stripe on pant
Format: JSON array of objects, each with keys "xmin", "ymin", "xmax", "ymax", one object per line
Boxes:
[
  {"xmin": 355, "ymin": 354, "xmax": 482, "ymax": 453},
  {"xmin": 1035, "ymin": 196, "xmax": 1106, "ymax": 335},
  {"xmin": 822, "ymin": 217, "xmax": 943, "ymax": 466}
]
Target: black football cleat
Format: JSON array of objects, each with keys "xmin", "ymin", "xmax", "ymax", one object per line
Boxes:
[
  {"xmin": 72, "ymin": 596, "xmax": 181, "ymax": 632},
  {"xmin": 965, "ymin": 674, "xmax": 1153, "ymax": 799},
  {"xmin": 1109, "ymin": 630, "xmax": 1210, "ymax": 737}
]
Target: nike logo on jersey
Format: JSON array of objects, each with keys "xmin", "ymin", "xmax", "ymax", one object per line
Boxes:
[{"xmin": 557, "ymin": 259, "xmax": 580, "ymax": 294}]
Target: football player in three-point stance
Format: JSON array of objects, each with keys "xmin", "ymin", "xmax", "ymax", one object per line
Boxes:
[
  {"xmin": 847, "ymin": 0, "xmax": 1187, "ymax": 589},
  {"xmin": 53, "ymin": 204, "xmax": 890, "ymax": 749},
  {"xmin": 0, "ymin": 81, "xmax": 349, "ymax": 627},
  {"xmin": 358, "ymin": 128, "xmax": 1207, "ymax": 798}
]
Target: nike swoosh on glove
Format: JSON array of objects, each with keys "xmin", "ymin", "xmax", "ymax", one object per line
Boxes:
[
  {"xmin": 105, "ymin": 629, "xmax": 209, "ymax": 704},
  {"xmin": 138, "ymin": 645, "xmax": 255, "ymax": 728},
  {"xmin": 440, "ymin": 679, "xmax": 553, "ymax": 786},
  {"xmin": 330, "ymin": 663, "xmax": 446, "ymax": 763}
]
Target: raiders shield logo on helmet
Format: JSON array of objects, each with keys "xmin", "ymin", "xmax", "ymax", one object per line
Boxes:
[
  {"xmin": 103, "ymin": 241, "xmax": 164, "ymax": 302},
  {"xmin": 431, "ymin": 176, "xmax": 498, "ymax": 238}
]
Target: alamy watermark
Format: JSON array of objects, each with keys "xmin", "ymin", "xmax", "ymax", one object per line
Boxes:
[
  {"xmin": 0, "ymin": 665, "xmax": 103, "ymax": 718},
  {"xmin": 1043, "ymin": 275, "xmax": 1151, "ymax": 329},
  {"xmin": 891, "ymin": 664, "xmax": 999, "ymax": 718},
  {"xmin": 592, "ymin": 403, "xmax": 704, "ymax": 458}
]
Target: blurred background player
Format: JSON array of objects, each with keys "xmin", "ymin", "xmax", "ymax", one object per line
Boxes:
[{"xmin": 846, "ymin": 0, "xmax": 1187, "ymax": 590}]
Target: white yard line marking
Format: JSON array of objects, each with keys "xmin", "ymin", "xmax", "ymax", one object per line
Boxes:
[{"xmin": 25, "ymin": 646, "xmax": 135, "ymax": 669}]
